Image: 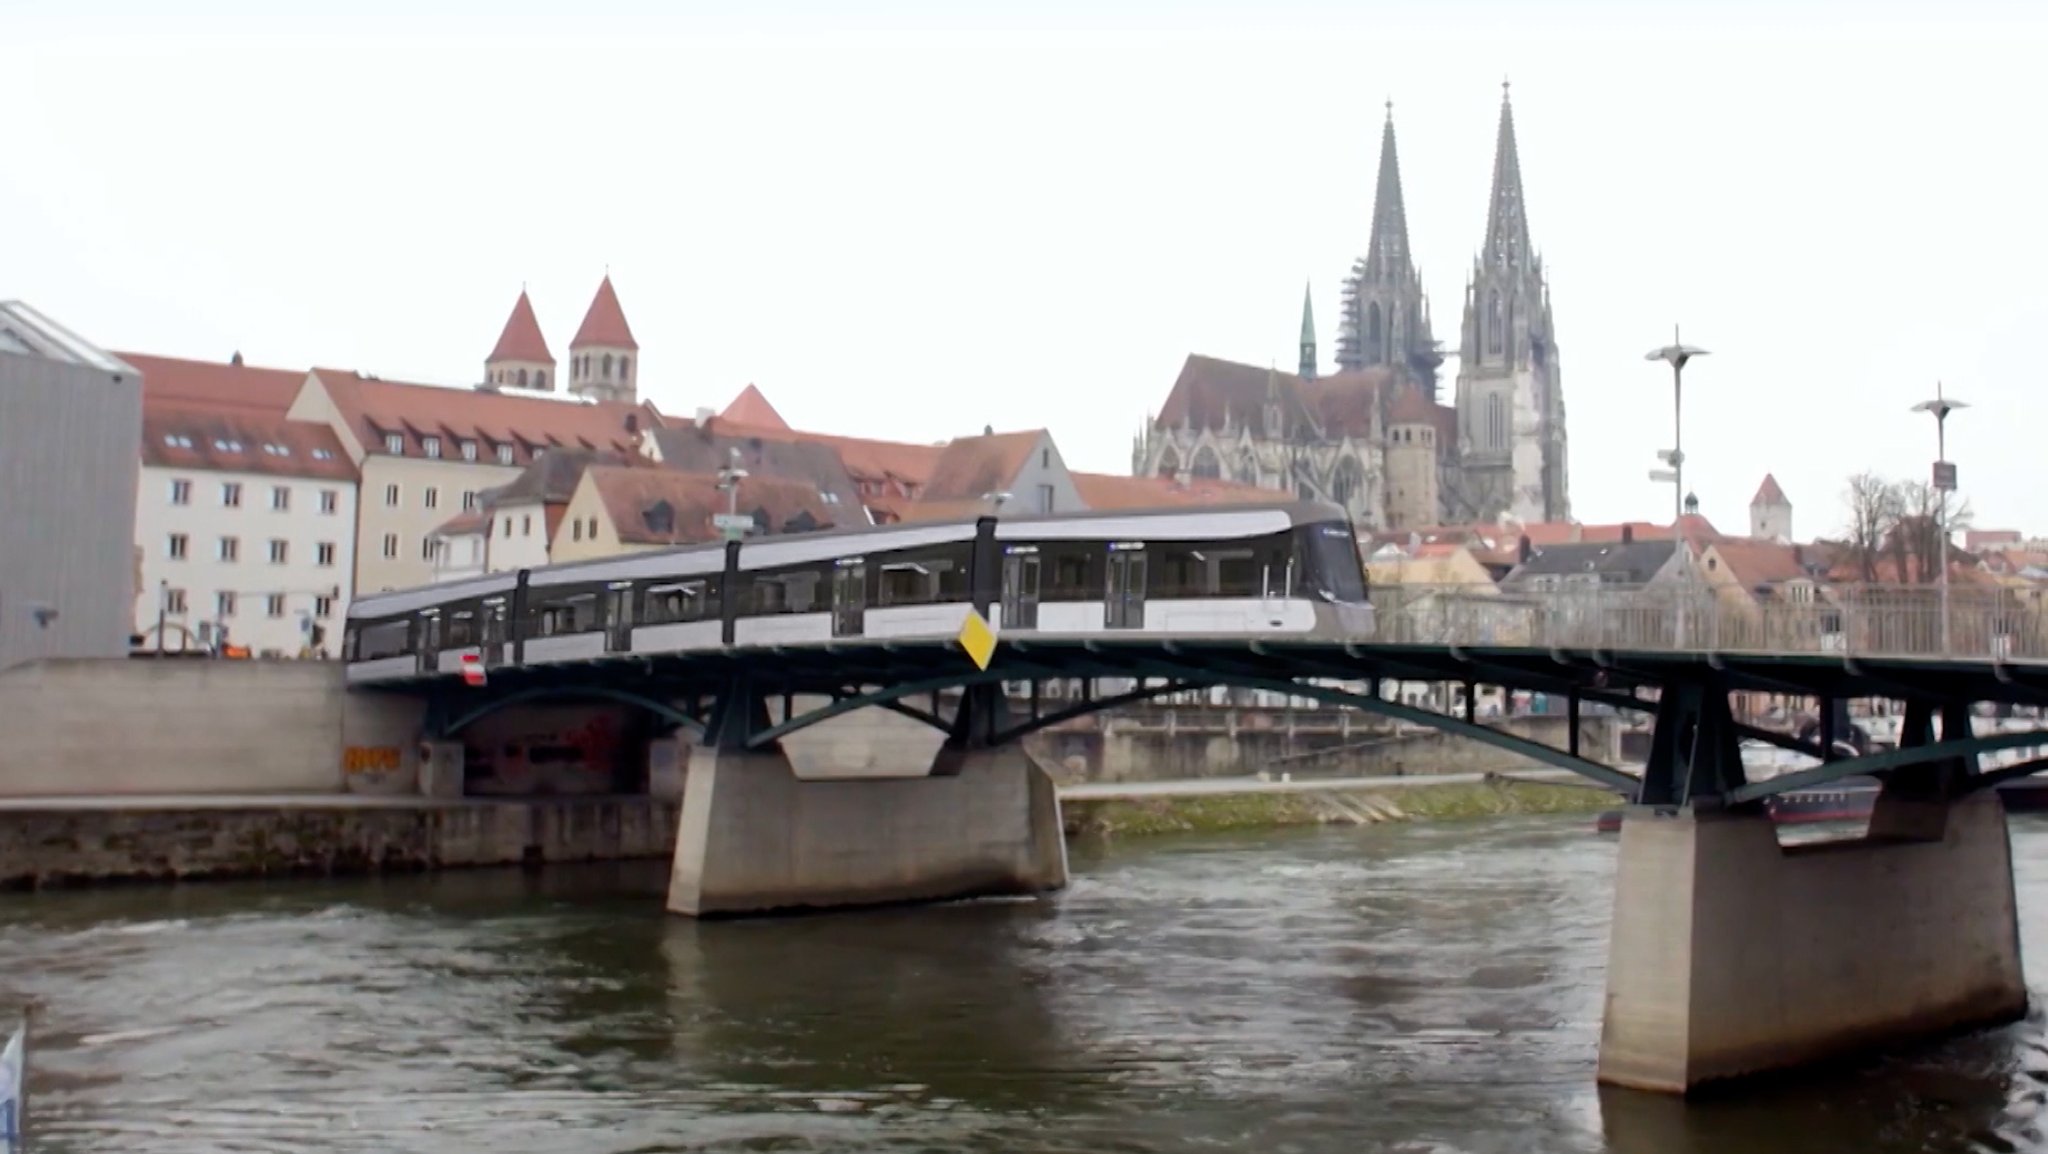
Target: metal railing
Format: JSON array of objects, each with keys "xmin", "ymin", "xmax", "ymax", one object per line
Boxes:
[{"xmin": 1366, "ymin": 581, "xmax": 2048, "ymax": 664}]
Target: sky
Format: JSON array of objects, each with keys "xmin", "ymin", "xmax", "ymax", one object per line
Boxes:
[{"xmin": 4, "ymin": 0, "xmax": 2045, "ymax": 538}]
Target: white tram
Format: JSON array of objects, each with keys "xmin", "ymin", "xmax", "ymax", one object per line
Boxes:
[{"xmin": 343, "ymin": 501, "xmax": 1374, "ymax": 686}]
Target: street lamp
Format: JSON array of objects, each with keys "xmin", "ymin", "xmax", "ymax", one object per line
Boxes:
[
  {"xmin": 1912, "ymin": 383, "xmax": 1968, "ymax": 653},
  {"xmin": 1646, "ymin": 326, "xmax": 1708, "ymax": 647},
  {"xmin": 715, "ymin": 446, "xmax": 749, "ymax": 541}
]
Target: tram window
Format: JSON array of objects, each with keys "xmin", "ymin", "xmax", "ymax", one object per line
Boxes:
[
  {"xmin": 537, "ymin": 592, "xmax": 599, "ymax": 636},
  {"xmin": 1038, "ymin": 541, "xmax": 1100, "ymax": 600},
  {"xmin": 445, "ymin": 609, "xmax": 477, "ymax": 647},
  {"xmin": 352, "ymin": 619, "xmax": 410, "ymax": 660},
  {"xmin": 746, "ymin": 567, "xmax": 825, "ymax": 615},
  {"xmin": 876, "ymin": 543, "xmax": 970, "ymax": 606},
  {"xmin": 644, "ymin": 579, "xmax": 716, "ymax": 624},
  {"xmin": 1299, "ymin": 523, "xmax": 1367, "ymax": 602}
]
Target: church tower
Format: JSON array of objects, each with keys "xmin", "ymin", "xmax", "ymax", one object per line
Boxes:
[
  {"xmin": 1337, "ymin": 104, "xmax": 1441, "ymax": 394},
  {"xmin": 568, "ymin": 274, "xmax": 640, "ymax": 404},
  {"xmin": 1299, "ymin": 281, "xmax": 1318, "ymax": 381},
  {"xmin": 484, "ymin": 288, "xmax": 556, "ymax": 392},
  {"xmin": 1453, "ymin": 83, "xmax": 1568, "ymax": 524}
]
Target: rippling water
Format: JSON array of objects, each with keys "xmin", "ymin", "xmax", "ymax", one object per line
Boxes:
[{"xmin": 6, "ymin": 816, "xmax": 2048, "ymax": 1152}]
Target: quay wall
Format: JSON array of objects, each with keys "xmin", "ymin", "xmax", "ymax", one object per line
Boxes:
[{"xmin": 0, "ymin": 796, "xmax": 680, "ymax": 888}]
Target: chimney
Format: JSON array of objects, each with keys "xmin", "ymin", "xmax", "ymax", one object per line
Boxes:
[
  {"xmin": 983, "ymin": 424, "xmax": 994, "ymax": 436},
  {"xmin": 1517, "ymin": 534, "xmax": 1533, "ymax": 564},
  {"xmin": 624, "ymin": 412, "xmax": 639, "ymax": 435},
  {"xmin": 230, "ymin": 351, "xmax": 244, "ymax": 367},
  {"xmin": 1622, "ymin": 524, "xmax": 1635, "ymax": 545}
]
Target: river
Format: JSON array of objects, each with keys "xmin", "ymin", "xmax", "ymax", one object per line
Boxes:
[{"xmin": 5, "ymin": 815, "xmax": 2048, "ymax": 1153}]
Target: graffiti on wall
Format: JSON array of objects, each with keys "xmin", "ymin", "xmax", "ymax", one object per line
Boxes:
[
  {"xmin": 464, "ymin": 708, "xmax": 630, "ymax": 796},
  {"xmin": 342, "ymin": 745, "xmax": 402, "ymax": 774}
]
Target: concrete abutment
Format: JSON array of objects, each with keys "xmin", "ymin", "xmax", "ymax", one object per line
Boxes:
[{"xmin": 1598, "ymin": 793, "xmax": 2027, "ymax": 1094}]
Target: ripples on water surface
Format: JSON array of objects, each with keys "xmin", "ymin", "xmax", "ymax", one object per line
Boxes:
[{"xmin": 7, "ymin": 816, "xmax": 2048, "ymax": 1152}]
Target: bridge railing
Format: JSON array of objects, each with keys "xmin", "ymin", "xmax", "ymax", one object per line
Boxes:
[{"xmin": 1368, "ymin": 582, "xmax": 2048, "ymax": 663}]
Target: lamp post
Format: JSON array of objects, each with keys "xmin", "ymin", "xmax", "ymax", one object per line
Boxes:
[
  {"xmin": 715, "ymin": 446, "xmax": 749, "ymax": 542},
  {"xmin": 1646, "ymin": 326, "xmax": 1708, "ymax": 647},
  {"xmin": 1912, "ymin": 383, "xmax": 1967, "ymax": 654}
]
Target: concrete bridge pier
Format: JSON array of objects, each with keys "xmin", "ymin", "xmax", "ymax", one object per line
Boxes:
[
  {"xmin": 665, "ymin": 684, "xmax": 1069, "ymax": 918},
  {"xmin": 1598, "ymin": 794, "xmax": 2025, "ymax": 1094}
]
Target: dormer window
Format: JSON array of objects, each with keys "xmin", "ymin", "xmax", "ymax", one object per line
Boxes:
[
  {"xmin": 384, "ymin": 432, "xmax": 404, "ymax": 455},
  {"xmin": 460, "ymin": 440, "xmax": 477, "ymax": 461},
  {"xmin": 423, "ymin": 436, "xmax": 442, "ymax": 459}
]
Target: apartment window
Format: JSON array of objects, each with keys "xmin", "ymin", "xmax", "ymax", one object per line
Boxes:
[
  {"xmin": 221, "ymin": 482, "xmax": 242, "ymax": 508},
  {"xmin": 266, "ymin": 594, "xmax": 286, "ymax": 618},
  {"xmin": 170, "ymin": 479, "xmax": 192, "ymax": 505},
  {"xmin": 271, "ymin": 485, "xmax": 291, "ymax": 511},
  {"xmin": 316, "ymin": 542, "xmax": 336, "ymax": 567},
  {"xmin": 319, "ymin": 489, "xmax": 338, "ymax": 514},
  {"xmin": 503, "ymin": 516, "xmax": 512, "ymax": 537},
  {"xmin": 460, "ymin": 440, "xmax": 477, "ymax": 461},
  {"xmin": 381, "ymin": 533, "xmax": 398, "ymax": 559},
  {"xmin": 423, "ymin": 436, "xmax": 442, "ymax": 459},
  {"xmin": 268, "ymin": 539, "xmax": 289, "ymax": 564},
  {"xmin": 385, "ymin": 433, "xmax": 404, "ymax": 455},
  {"xmin": 461, "ymin": 490, "xmax": 477, "ymax": 511},
  {"xmin": 384, "ymin": 483, "xmax": 400, "ymax": 507},
  {"xmin": 164, "ymin": 588, "xmax": 188, "ymax": 615},
  {"xmin": 586, "ymin": 516, "xmax": 597, "ymax": 538},
  {"xmin": 496, "ymin": 444, "xmax": 514, "ymax": 465},
  {"xmin": 522, "ymin": 515, "xmax": 532, "ymax": 536},
  {"xmin": 166, "ymin": 533, "xmax": 188, "ymax": 560},
  {"xmin": 1037, "ymin": 484, "xmax": 1055, "ymax": 514},
  {"xmin": 421, "ymin": 537, "xmax": 436, "ymax": 562},
  {"xmin": 314, "ymin": 595, "xmax": 335, "ymax": 618},
  {"xmin": 218, "ymin": 536, "xmax": 240, "ymax": 562},
  {"xmin": 572, "ymin": 520, "xmax": 583, "ymax": 542},
  {"xmin": 216, "ymin": 591, "xmax": 237, "ymax": 618},
  {"xmin": 423, "ymin": 487, "xmax": 439, "ymax": 510}
]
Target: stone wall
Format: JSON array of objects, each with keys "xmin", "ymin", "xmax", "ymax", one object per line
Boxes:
[
  {"xmin": 0, "ymin": 659, "xmax": 346, "ymax": 797},
  {"xmin": 0, "ymin": 796, "xmax": 679, "ymax": 887},
  {"xmin": 1038, "ymin": 714, "xmax": 1624, "ymax": 783}
]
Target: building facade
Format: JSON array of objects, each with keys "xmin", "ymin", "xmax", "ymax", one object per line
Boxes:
[
  {"xmin": 134, "ymin": 407, "xmax": 358, "ymax": 656},
  {"xmin": 1135, "ymin": 86, "xmax": 1569, "ymax": 530},
  {"xmin": 0, "ymin": 302, "xmax": 143, "ymax": 669}
]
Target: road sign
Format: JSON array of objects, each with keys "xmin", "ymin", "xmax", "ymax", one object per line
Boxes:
[
  {"xmin": 460, "ymin": 652, "xmax": 487, "ymax": 687},
  {"xmin": 1932, "ymin": 460, "xmax": 1958, "ymax": 492},
  {"xmin": 956, "ymin": 608, "xmax": 997, "ymax": 671},
  {"xmin": 712, "ymin": 514, "xmax": 751, "ymax": 531},
  {"xmin": 1648, "ymin": 469, "xmax": 1678, "ymax": 483}
]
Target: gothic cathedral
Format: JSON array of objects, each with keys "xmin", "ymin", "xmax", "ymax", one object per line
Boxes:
[{"xmin": 1133, "ymin": 85, "xmax": 1570, "ymax": 531}]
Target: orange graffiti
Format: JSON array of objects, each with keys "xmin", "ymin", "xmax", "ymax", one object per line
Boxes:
[{"xmin": 343, "ymin": 745, "xmax": 402, "ymax": 774}]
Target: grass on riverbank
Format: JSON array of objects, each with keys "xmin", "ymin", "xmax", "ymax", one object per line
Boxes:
[{"xmin": 1060, "ymin": 778, "xmax": 1614, "ymax": 839}]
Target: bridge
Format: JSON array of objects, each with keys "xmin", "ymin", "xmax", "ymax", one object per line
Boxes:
[{"xmin": 356, "ymin": 580, "xmax": 2048, "ymax": 1096}]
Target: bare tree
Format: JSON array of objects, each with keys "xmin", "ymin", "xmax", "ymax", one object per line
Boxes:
[
  {"xmin": 1888, "ymin": 478, "xmax": 1973, "ymax": 584},
  {"xmin": 1842, "ymin": 471, "xmax": 1900, "ymax": 583}
]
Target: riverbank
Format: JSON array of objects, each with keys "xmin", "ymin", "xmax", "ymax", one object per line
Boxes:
[
  {"xmin": 0, "ymin": 776, "xmax": 1618, "ymax": 889},
  {"xmin": 1060, "ymin": 777, "xmax": 1615, "ymax": 838}
]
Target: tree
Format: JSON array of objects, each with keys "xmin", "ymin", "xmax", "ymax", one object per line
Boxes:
[
  {"xmin": 1887, "ymin": 478, "xmax": 1973, "ymax": 584},
  {"xmin": 1842, "ymin": 471, "xmax": 1900, "ymax": 583}
]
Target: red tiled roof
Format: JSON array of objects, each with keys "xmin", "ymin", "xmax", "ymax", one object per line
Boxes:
[
  {"xmin": 702, "ymin": 416, "xmax": 943, "ymax": 491},
  {"xmin": 429, "ymin": 508, "xmax": 493, "ymax": 538},
  {"xmin": 1156, "ymin": 355, "xmax": 1395, "ymax": 440},
  {"xmin": 719, "ymin": 384, "xmax": 789, "ymax": 430},
  {"xmin": 582, "ymin": 466, "xmax": 837, "ymax": 545},
  {"xmin": 920, "ymin": 430, "xmax": 1044, "ymax": 501},
  {"xmin": 570, "ymin": 275, "xmax": 638, "ymax": 350},
  {"xmin": 142, "ymin": 400, "xmax": 357, "ymax": 481},
  {"xmin": 1072, "ymin": 472, "xmax": 1284, "ymax": 510},
  {"xmin": 487, "ymin": 290, "xmax": 554, "ymax": 365},
  {"xmin": 1751, "ymin": 473, "xmax": 1788, "ymax": 507},
  {"xmin": 308, "ymin": 368, "xmax": 661, "ymax": 466},
  {"xmin": 1385, "ymin": 385, "xmax": 1440, "ymax": 427},
  {"xmin": 1708, "ymin": 539, "xmax": 1811, "ymax": 586},
  {"xmin": 119, "ymin": 352, "xmax": 307, "ymax": 416}
]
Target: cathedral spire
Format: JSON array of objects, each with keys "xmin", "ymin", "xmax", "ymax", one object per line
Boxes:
[
  {"xmin": 1299, "ymin": 281, "xmax": 1318, "ymax": 381},
  {"xmin": 1363, "ymin": 101, "xmax": 1414, "ymax": 284},
  {"xmin": 1481, "ymin": 80, "xmax": 1534, "ymax": 271}
]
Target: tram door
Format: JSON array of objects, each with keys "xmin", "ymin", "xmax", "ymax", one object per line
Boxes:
[
  {"xmin": 480, "ymin": 597, "xmax": 508, "ymax": 666},
  {"xmin": 1001, "ymin": 548, "xmax": 1041, "ymax": 629},
  {"xmin": 832, "ymin": 558, "xmax": 867, "ymax": 638},
  {"xmin": 604, "ymin": 581, "xmax": 635, "ymax": 653},
  {"xmin": 416, "ymin": 608, "xmax": 442, "ymax": 672},
  {"xmin": 1105, "ymin": 543, "xmax": 1147, "ymax": 631}
]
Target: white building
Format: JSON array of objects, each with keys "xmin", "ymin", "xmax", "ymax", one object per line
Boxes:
[{"xmin": 134, "ymin": 400, "xmax": 358, "ymax": 656}]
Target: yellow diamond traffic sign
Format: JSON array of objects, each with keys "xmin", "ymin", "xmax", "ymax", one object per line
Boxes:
[{"xmin": 957, "ymin": 608, "xmax": 997, "ymax": 671}]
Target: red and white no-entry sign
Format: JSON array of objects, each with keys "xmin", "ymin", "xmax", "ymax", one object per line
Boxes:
[{"xmin": 460, "ymin": 652, "xmax": 487, "ymax": 687}]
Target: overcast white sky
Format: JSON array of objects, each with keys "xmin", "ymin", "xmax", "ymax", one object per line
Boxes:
[{"xmin": 4, "ymin": 0, "xmax": 2043, "ymax": 537}]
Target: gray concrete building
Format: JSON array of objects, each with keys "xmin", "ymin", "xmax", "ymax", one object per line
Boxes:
[{"xmin": 0, "ymin": 301, "xmax": 143, "ymax": 669}]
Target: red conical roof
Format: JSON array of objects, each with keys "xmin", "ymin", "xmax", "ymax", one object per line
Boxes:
[
  {"xmin": 720, "ymin": 384, "xmax": 789, "ymax": 430},
  {"xmin": 1751, "ymin": 473, "xmax": 1788, "ymax": 507},
  {"xmin": 571, "ymin": 275, "xmax": 639, "ymax": 350},
  {"xmin": 487, "ymin": 290, "xmax": 554, "ymax": 364}
]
